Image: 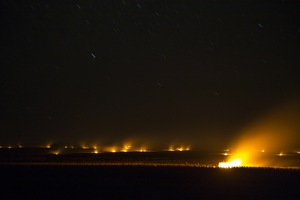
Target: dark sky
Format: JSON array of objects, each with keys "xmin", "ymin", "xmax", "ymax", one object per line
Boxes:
[{"xmin": 1, "ymin": 0, "xmax": 300, "ymax": 148}]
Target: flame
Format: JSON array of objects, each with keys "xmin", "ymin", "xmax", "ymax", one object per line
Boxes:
[{"xmin": 219, "ymin": 159, "xmax": 242, "ymax": 168}]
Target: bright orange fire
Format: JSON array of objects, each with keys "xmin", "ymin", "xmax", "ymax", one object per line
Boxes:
[
  {"xmin": 220, "ymin": 101, "xmax": 300, "ymax": 168},
  {"xmin": 219, "ymin": 159, "xmax": 242, "ymax": 168}
]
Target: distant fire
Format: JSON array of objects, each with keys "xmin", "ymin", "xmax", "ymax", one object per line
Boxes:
[
  {"xmin": 219, "ymin": 101, "xmax": 300, "ymax": 168},
  {"xmin": 168, "ymin": 146, "xmax": 190, "ymax": 152},
  {"xmin": 219, "ymin": 159, "xmax": 242, "ymax": 168},
  {"xmin": 0, "ymin": 142, "xmax": 192, "ymax": 155}
]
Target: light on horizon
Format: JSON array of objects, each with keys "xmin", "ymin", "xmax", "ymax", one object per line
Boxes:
[
  {"xmin": 93, "ymin": 145, "xmax": 98, "ymax": 150},
  {"xmin": 139, "ymin": 148, "xmax": 147, "ymax": 152},
  {"xmin": 121, "ymin": 144, "xmax": 132, "ymax": 152},
  {"xmin": 219, "ymin": 159, "xmax": 242, "ymax": 168},
  {"xmin": 168, "ymin": 146, "xmax": 190, "ymax": 152},
  {"xmin": 278, "ymin": 152, "xmax": 285, "ymax": 156},
  {"xmin": 81, "ymin": 145, "xmax": 89, "ymax": 149},
  {"xmin": 51, "ymin": 151, "xmax": 59, "ymax": 155}
]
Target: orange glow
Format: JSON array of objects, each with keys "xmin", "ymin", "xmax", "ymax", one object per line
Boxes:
[
  {"xmin": 94, "ymin": 150, "xmax": 99, "ymax": 154},
  {"xmin": 278, "ymin": 152, "xmax": 285, "ymax": 156},
  {"xmin": 51, "ymin": 151, "xmax": 60, "ymax": 155},
  {"xmin": 176, "ymin": 147, "xmax": 184, "ymax": 151},
  {"xmin": 93, "ymin": 145, "xmax": 98, "ymax": 150},
  {"xmin": 121, "ymin": 144, "xmax": 132, "ymax": 152},
  {"xmin": 81, "ymin": 145, "xmax": 89, "ymax": 149},
  {"xmin": 225, "ymin": 102, "xmax": 300, "ymax": 167},
  {"xmin": 221, "ymin": 148, "xmax": 260, "ymax": 167},
  {"xmin": 168, "ymin": 146, "xmax": 174, "ymax": 151},
  {"xmin": 168, "ymin": 146, "xmax": 190, "ymax": 152},
  {"xmin": 104, "ymin": 146, "xmax": 118, "ymax": 153},
  {"xmin": 139, "ymin": 148, "xmax": 147, "ymax": 152},
  {"xmin": 219, "ymin": 159, "xmax": 242, "ymax": 168}
]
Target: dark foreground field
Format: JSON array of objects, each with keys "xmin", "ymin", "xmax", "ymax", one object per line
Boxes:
[{"xmin": 0, "ymin": 165, "xmax": 299, "ymax": 200}]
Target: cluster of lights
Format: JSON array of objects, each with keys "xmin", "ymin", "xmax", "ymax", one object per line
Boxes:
[
  {"xmin": 139, "ymin": 149, "xmax": 147, "ymax": 152},
  {"xmin": 72, "ymin": 144, "xmax": 192, "ymax": 153},
  {"xmin": 64, "ymin": 146, "xmax": 75, "ymax": 149},
  {"xmin": 167, "ymin": 146, "xmax": 190, "ymax": 152},
  {"xmin": 0, "ymin": 143, "xmax": 193, "ymax": 154}
]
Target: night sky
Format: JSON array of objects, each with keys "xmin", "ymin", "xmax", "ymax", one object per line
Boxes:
[{"xmin": 1, "ymin": 0, "xmax": 300, "ymax": 149}]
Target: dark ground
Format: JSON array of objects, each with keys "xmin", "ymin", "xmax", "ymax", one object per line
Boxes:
[{"xmin": 1, "ymin": 165, "xmax": 300, "ymax": 200}]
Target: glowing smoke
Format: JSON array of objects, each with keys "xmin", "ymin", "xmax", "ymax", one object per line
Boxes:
[{"xmin": 226, "ymin": 101, "xmax": 300, "ymax": 167}]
